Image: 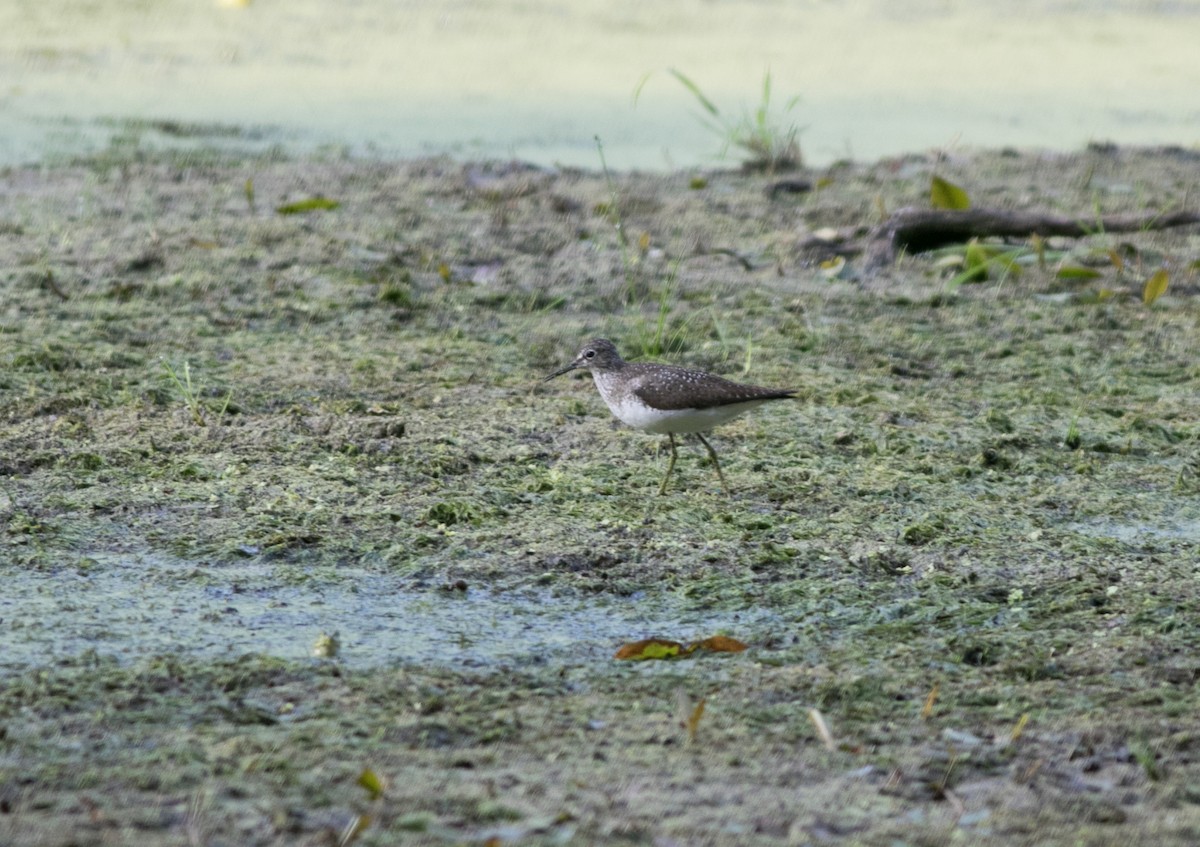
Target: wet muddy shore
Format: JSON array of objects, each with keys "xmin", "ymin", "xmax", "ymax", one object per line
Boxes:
[{"xmin": 1, "ymin": 144, "xmax": 1198, "ymax": 845}]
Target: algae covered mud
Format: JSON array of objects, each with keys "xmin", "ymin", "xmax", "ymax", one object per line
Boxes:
[{"xmin": 1, "ymin": 146, "xmax": 1199, "ymax": 844}]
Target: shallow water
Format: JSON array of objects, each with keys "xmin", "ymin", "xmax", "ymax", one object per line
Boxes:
[
  {"xmin": 1071, "ymin": 518, "xmax": 1200, "ymax": 544},
  {"xmin": 1, "ymin": 554, "xmax": 780, "ymax": 673},
  {"xmin": 2, "ymin": 0, "xmax": 1197, "ymax": 169}
]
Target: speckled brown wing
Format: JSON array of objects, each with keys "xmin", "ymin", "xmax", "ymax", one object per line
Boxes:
[{"xmin": 628, "ymin": 364, "xmax": 795, "ymax": 411}]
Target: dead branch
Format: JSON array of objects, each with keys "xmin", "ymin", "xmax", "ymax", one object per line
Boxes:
[{"xmin": 863, "ymin": 207, "xmax": 1200, "ymax": 271}]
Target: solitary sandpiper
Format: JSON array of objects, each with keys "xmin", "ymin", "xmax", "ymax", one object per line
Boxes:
[{"xmin": 544, "ymin": 338, "xmax": 796, "ymax": 495}]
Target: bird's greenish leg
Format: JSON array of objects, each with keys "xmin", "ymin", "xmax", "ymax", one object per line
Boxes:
[
  {"xmin": 695, "ymin": 432, "xmax": 730, "ymax": 496},
  {"xmin": 658, "ymin": 432, "xmax": 679, "ymax": 496}
]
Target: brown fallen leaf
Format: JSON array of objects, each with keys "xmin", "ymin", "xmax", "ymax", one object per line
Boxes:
[
  {"xmin": 921, "ymin": 682, "xmax": 939, "ymax": 719},
  {"xmin": 615, "ymin": 634, "xmax": 750, "ymax": 661},
  {"xmin": 688, "ymin": 635, "xmax": 749, "ymax": 654},
  {"xmin": 614, "ymin": 638, "xmax": 684, "ymax": 660},
  {"xmin": 685, "ymin": 697, "xmax": 707, "ymax": 744}
]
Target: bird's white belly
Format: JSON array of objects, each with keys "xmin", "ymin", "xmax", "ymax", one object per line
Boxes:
[
  {"xmin": 594, "ymin": 373, "xmax": 768, "ymax": 433},
  {"xmin": 617, "ymin": 401, "xmax": 765, "ymax": 433}
]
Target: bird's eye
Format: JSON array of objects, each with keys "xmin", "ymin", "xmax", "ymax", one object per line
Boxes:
[{"xmin": 584, "ymin": 349, "xmax": 596, "ymax": 359}]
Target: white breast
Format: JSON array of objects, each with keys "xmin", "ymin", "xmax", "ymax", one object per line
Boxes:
[{"xmin": 591, "ymin": 371, "xmax": 770, "ymax": 434}]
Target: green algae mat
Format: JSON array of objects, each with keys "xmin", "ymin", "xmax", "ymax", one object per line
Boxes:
[{"xmin": 1, "ymin": 147, "xmax": 1198, "ymax": 845}]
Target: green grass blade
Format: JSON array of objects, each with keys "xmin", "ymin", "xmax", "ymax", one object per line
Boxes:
[
  {"xmin": 632, "ymin": 71, "xmax": 653, "ymax": 106},
  {"xmin": 669, "ymin": 68, "xmax": 721, "ymax": 118},
  {"xmin": 757, "ymin": 70, "xmax": 772, "ymax": 127}
]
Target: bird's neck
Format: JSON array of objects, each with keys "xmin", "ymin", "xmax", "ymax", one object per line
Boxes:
[{"xmin": 590, "ymin": 368, "xmax": 627, "ymax": 405}]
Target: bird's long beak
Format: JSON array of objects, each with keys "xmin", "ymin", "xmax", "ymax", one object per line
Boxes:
[{"xmin": 543, "ymin": 357, "xmax": 582, "ymax": 381}]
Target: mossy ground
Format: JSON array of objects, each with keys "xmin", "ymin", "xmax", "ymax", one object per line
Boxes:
[{"xmin": 1, "ymin": 145, "xmax": 1198, "ymax": 845}]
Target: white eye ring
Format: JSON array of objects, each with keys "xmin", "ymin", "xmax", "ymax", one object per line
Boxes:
[{"xmin": 584, "ymin": 350, "xmax": 596, "ymax": 359}]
